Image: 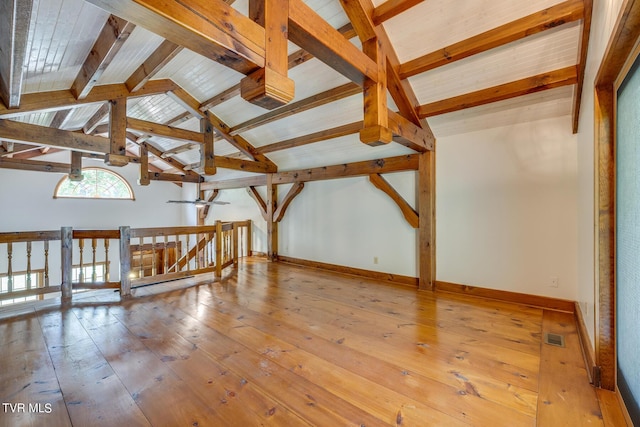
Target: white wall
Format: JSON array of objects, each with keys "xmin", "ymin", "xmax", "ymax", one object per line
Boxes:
[
  {"xmin": 437, "ymin": 116, "xmax": 578, "ymax": 300},
  {"xmin": 576, "ymin": 0, "xmax": 626, "ymax": 345},
  {"xmin": 0, "ymin": 154, "xmax": 184, "ymax": 230},
  {"xmin": 209, "ymin": 116, "xmax": 579, "ymax": 302}
]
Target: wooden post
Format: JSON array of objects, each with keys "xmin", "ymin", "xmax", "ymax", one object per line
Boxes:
[
  {"xmin": 200, "ymin": 117, "xmax": 216, "ymax": 175},
  {"xmin": 70, "ymin": 151, "xmax": 83, "ymax": 181},
  {"xmin": 215, "ymin": 220, "xmax": 223, "ymax": 277},
  {"xmin": 418, "ymin": 147, "xmax": 436, "ymax": 290},
  {"xmin": 360, "ymin": 37, "xmax": 392, "ymax": 146},
  {"xmin": 138, "ymin": 143, "xmax": 150, "ymax": 185},
  {"xmin": 119, "ymin": 226, "xmax": 131, "ymax": 297},
  {"xmin": 105, "ymin": 98, "xmax": 129, "ymax": 166},
  {"xmin": 61, "ymin": 226, "xmax": 72, "ymax": 300},
  {"xmin": 246, "ymin": 219, "xmax": 252, "ymax": 256},
  {"xmin": 267, "ymin": 174, "xmax": 278, "ymax": 261},
  {"xmin": 242, "ymin": 0, "xmax": 294, "ymax": 109}
]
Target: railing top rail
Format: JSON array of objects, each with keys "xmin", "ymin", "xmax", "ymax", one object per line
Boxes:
[
  {"xmin": 131, "ymin": 225, "xmax": 217, "ymax": 238},
  {"xmin": 72, "ymin": 230, "xmax": 121, "ymax": 239},
  {"xmin": 0, "ymin": 230, "xmax": 61, "ymax": 243}
]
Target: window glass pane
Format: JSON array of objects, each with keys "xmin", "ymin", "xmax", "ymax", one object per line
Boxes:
[{"xmin": 55, "ymin": 168, "xmax": 133, "ymax": 200}]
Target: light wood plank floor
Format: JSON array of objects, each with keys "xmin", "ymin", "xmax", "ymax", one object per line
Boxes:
[{"xmin": 0, "ymin": 258, "xmax": 611, "ymax": 426}]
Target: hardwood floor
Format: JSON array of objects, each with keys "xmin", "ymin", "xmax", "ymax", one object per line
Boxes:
[{"xmin": 0, "ymin": 258, "xmax": 611, "ymax": 426}]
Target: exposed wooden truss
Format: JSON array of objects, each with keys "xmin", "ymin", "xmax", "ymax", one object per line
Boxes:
[
  {"xmin": 368, "ymin": 173, "xmax": 418, "ymax": 228},
  {"xmin": 417, "ymin": 67, "xmax": 578, "ymax": 118},
  {"xmin": 71, "ymin": 15, "xmax": 136, "ymax": 100},
  {"xmin": 0, "ymin": 0, "xmax": 32, "ymax": 108}
]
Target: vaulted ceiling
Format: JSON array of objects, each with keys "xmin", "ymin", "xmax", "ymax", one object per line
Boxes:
[{"xmin": 0, "ymin": 0, "xmax": 591, "ymax": 182}]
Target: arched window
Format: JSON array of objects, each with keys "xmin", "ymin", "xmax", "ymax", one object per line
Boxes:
[{"xmin": 54, "ymin": 167, "xmax": 134, "ymax": 200}]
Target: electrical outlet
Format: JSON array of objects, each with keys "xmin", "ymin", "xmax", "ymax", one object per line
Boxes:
[
  {"xmin": 550, "ymin": 276, "xmax": 559, "ymax": 288},
  {"xmin": 373, "ymin": 256, "xmax": 379, "ymax": 264}
]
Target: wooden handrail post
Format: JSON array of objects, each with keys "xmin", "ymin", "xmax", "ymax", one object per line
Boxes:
[
  {"xmin": 246, "ymin": 219, "xmax": 252, "ymax": 256},
  {"xmin": 61, "ymin": 227, "xmax": 73, "ymax": 301},
  {"xmin": 119, "ymin": 226, "xmax": 132, "ymax": 297},
  {"xmin": 215, "ymin": 220, "xmax": 222, "ymax": 277}
]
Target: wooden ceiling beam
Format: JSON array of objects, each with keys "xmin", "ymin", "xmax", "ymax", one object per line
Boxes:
[
  {"xmin": 126, "ymin": 117, "xmax": 204, "ymax": 143},
  {"xmin": 198, "ymin": 23, "xmax": 355, "ymax": 112},
  {"xmin": 142, "ymin": 141, "xmax": 200, "ymax": 177},
  {"xmin": 246, "ymin": 186, "xmax": 268, "ymax": 220},
  {"xmin": 388, "ymin": 109, "xmax": 433, "ymax": 151},
  {"xmin": 273, "ymin": 154, "xmax": 418, "ymax": 184},
  {"xmin": 215, "ymin": 156, "xmax": 277, "ymax": 173},
  {"xmin": 0, "ymin": 79, "xmax": 178, "ymax": 118},
  {"xmin": 273, "ymin": 182, "xmax": 304, "ymax": 222},
  {"xmin": 206, "ymin": 112, "xmax": 275, "ymax": 167},
  {"xmin": 417, "ymin": 66, "xmax": 578, "ymax": 118},
  {"xmin": 0, "ymin": 119, "xmax": 109, "ymax": 154},
  {"xmin": 369, "ymin": 173, "xmax": 418, "ymax": 228},
  {"xmin": 71, "ymin": 15, "xmax": 136, "ymax": 100},
  {"xmin": 126, "ymin": 40, "xmax": 183, "ymax": 92},
  {"xmin": 338, "ymin": 0, "xmax": 434, "ymax": 143},
  {"xmin": 149, "ymin": 171, "xmax": 201, "ymax": 183},
  {"xmin": 372, "ymin": 0, "xmax": 423, "ymax": 25},
  {"xmin": 83, "ymin": 103, "xmax": 110, "ymax": 134},
  {"xmin": 85, "ymin": 0, "xmax": 266, "ymax": 75},
  {"xmin": 166, "ymin": 87, "xmax": 205, "ymax": 118},
  {"xmin": 230, "ymin": 82, "xmax": 362, "ymax": 135},
  {"xmin": 0, "ymin": 0, "xmax": 32, "ymax": 108},
  {"xmin": 50, "ymin": 109, "xmax": 73, "ymax": 129},
  {"xmin": 201, "ymin": 175, "xmax": 267, "ymax": 190},
  {"xmin": 0, "ymin": 157, "xmax": 69, "ymax": 174},
  {"xmin": 288, "ymin": 0, "xmax": 377, "ymax": 85},
  {"xmin": 135, "ymin": 111, "xmax": 192, "ymax": 144},
  {"xmin": 399, "ymin": 0, "xmax": 584, "ymax": 79},
  {"xmin": 572, "ymin": 0, "xmax": 593, "ymax": 133},
  {"xmin": 257, "ymin": 121, "xmax": 363, "ymax": 154}
]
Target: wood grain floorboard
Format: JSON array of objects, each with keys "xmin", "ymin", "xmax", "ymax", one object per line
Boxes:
[{"xmin": 0, "ymin": 258, "xmax": 606, "ymax": 426}]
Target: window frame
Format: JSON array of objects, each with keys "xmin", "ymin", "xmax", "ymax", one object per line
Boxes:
[{"xmin": 53, "ymin": 167, "xmax": 135, "ymax": 201}]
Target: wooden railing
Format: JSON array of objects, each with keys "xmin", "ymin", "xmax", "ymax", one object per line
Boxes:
[{"xmin": 0, "ymin": 220, "xmax": 251, "ymax": 304}]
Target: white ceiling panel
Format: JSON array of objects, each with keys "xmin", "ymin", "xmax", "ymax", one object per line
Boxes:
[
  {"xmin": 408, "ymin": 22, "xmax": 580, "ymax": 104},
  {"xmin": 428, "ymin": 86, "xmax": 574, "ymax": 137},
  {"xmin": 288, "ymin": 59, "xmax": 351, "ymax": 101},
  {"xmin": 97, "ymin": 27, "xmax": 165, "ymax": 85},
  {"xmin": 62, "ymin": 103, "xmax": 104, "ymax": 130},
  {"xmin": 240, "ymin": 94, "xmax": 363, "ymax": 147},
  {"xmin": 385, "ymin": 0, "xmax": 566, "ymax": 63},
  {"xmin": 12, "ymin": 111, "xmax": 55, "ymax": 127},
  {"xmin": 208, "ymin": 94, "xmax": 273, "ymax": 128},
  {"xmin": 22, "ymin": 0, "xmax": 109, "ymax": 93},
  {"xmin": 127, "ymin": 94, "xmax": 186, "ymax": 123},
  {"xmin": 154, "ymin": 49, "xmax": 242, "ymax": 103}
]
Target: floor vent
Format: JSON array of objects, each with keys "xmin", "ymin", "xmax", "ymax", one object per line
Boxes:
[{"xmin": 544, "ymin": 332, "xmax": 565, "ymax": 347}]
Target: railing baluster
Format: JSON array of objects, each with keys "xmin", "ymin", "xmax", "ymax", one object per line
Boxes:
[
  {"xmin": 195, "ymin": 232, "xmax": 200, "ymax": 271},
  {"xmin": 104, "ymin": 239, "xmax": 110, "ymax": 282},
  {"xmin": 139, "ymin": 237, "xmax": 144, "ymax": 278},
  {"xmin": 78, "ymin": 238, "xmax": 85, "ymax": 282},
  {"xmin": 7, "ymin": 242, "xmax": 13, "ymax": 293},
  {"xmin": 91, "ymin": 238, "xmax": 98, "ymax": 282},
  {"xmin": 26, "ymin": 241, "xmax": 32, "ymax": 289},
  {"xmin": 152, "ymin": 236, "xmax": 157, "ymax": 276},
  {"xmin": 175, "ymin": 235, "xmax": 181, "ymax": 272},
  {"xmin": 186, "ymin": 234, "xmax": 191, "ymax": 272},
  {"xmin": 44, "ymin": 240, "xmax": 50, "ymax": 288},
  {"xmin": 163, "ymin": 235, "xmax": 168, "ymax": 274}
]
